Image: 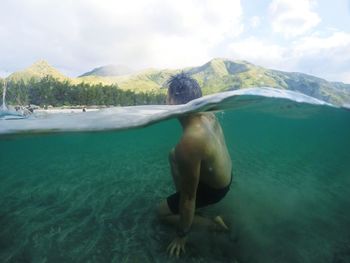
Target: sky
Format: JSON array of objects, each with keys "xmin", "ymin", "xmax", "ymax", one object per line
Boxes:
[{"xmin": 0, "ymin": 0, "xmax": 349, "ymax": 83}]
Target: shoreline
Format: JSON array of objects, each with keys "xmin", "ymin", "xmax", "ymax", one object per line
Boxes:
[{"xmin": 34, "ymin": 108, "xmax": 100, "ymax": 114}]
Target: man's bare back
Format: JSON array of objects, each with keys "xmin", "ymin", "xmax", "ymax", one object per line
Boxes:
[{"xmin": 180, "ymin": 112, "xmax": 232, "ymax": 189}]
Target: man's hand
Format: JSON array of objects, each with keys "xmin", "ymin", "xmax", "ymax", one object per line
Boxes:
[{"xmin": 167, "ymin": 236, "xmax": 187, "ymax": 258}]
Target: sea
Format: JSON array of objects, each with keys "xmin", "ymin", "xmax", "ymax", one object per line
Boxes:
[{"xmin": 1, "ymin": 87, "xmax": 349, "ymax": 263}]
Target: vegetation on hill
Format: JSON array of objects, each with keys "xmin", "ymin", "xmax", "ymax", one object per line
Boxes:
[
  {"xmin": 2, "ymin": 58, "xmax": 350, "ymax": 107},
  {"xmin": 77, "ymin": 58, "xmax": 350, "ymax": 105},
  {"xmin": 0, "ymin": 77, "xmax": 165, "ymax": 107},
  {"xmin": 7, "ymin": 60, "xmax": 68, "ymax": 83}
]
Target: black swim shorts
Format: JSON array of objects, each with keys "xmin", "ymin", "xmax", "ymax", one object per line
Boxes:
[{"xmin": 166, "ymin": 173, "xmax": 233, "ymax": 214}]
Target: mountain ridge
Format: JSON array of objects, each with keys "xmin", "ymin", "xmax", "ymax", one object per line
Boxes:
[
  {"xmin": 7, "ymin": 60, "xmax": 68, "ymax": 82},
  {"xmin": 3, "ymin": 58, "xmax": 350, "ymax": 106},
  {"xmin": 79, "ymin": 64, "xmax": 135, "ymax": 77}
]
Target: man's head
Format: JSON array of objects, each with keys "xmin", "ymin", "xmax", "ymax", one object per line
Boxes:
[{"xmin": 167, "ymin": 73, "xmax": 202, "ymax": 105}]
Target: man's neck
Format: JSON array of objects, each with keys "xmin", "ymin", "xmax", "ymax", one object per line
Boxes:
[{"xmin": 178, "ymin": 113, "xmax": 204, "ymax": 130}]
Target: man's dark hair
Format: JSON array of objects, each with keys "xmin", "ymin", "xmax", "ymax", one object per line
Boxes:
[{"xmin": 167, "ymin": 72, "xmax": 202, "ymax": 104}]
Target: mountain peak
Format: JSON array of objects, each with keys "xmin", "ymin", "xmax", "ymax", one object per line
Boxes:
[
  {"xmin": 7, "ymin": 60, "xmax": 67, "ymax": 82},
  {"xmin": 79, "ymin": 64, "xmax": 134, "ymax": 77},
  {"xmin": 208, "ymin": 57, "xmax": 228, "ymax": 63},
  {"xmin": 187, "ymin": 58, "xmax": 249, "ymax": 76},
  {"xmin": 28, "ymin": 60, "xmax": 55, "ymax": 72},
  {"xmin": 208, "ymin": 57, "xmax": 252, "ymax": 66},
  {"xmin": 32, "ymin": 59, "xmax": 50, "ymax": 66}
]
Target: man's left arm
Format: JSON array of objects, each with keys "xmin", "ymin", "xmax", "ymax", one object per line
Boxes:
[
  {"xmin": 177, "ymin": 151, "xmax": 200, "ymax": 236},
  {"xmin": 167, "ymin": 137, "xmax": 201, "ymax": 257}
]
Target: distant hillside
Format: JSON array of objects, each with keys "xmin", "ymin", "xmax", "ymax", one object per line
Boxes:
[
  {"xmin": 77, "ymin": 67, "xmax": 180, "ymax": 92},
  {"xmin": 266, "ymin": 70, "xmax": 350, "ymax": 106},
  {"xmin": 79, "ymin": 65, "xmax": 134, "ymax": 77},
  {"xmin": 7, "ymin": 60, "xmax": 68, "ymax": 82},
  {"xmin": 5, "ymin": 58, "xmax": 350, "ymax": 106},
  {"xmin": 81, "ymin": 58, "xmax": 349, "ymax": 105}
]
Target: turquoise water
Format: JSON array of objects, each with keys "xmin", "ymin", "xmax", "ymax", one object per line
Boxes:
[{"xmin": 1, "ymin": 91, "xmax": 350, "ymax": 262}]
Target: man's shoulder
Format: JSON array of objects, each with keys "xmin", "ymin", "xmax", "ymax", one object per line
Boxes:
[
  {"xmin": 176, "ymin": 129, "xmax": 207, "ymax": 159},
  {"xmin": 182, "ymin": 127, "xmax": 207, "ymax": 145}
]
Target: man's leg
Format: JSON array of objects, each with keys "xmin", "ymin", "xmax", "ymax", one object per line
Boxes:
[
  {"xmin": 169, "ymin": 148, "xmax": 180, "ymax": 191},
  {"xmin": 157, "ymin": 200, "xmax": 228, "ymax": 231},
  {"xmin": 165, "ymin": 149, "xmax": 229, "ymax": 230}
]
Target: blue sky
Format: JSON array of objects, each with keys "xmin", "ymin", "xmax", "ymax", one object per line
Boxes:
[{"xmin": 0, "ymin": 0, "xmax": 349, "ymax": 83}]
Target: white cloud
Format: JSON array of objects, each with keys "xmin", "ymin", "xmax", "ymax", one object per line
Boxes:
[
  {"xmin": 269, "ymin": 0, "xmax": 321, "ymax": 37},
  {"xmin": 0, "ymin": 0, "xmax": 243, "ymax": 75},
  {"xmin": 228, "ymin": 37, "xmax": 287, "ymax": 68},
  {"xmin": 293, "ymin": 31, "xmax": 350, "ymax": 54},
  {"xmin": 250, "ymin": 16, "xmax": 261, "ymax": 28},
  {"xmin": 291, "ymin": 31, "xmax": 350, "ymax": 81},
  {"xmin": 227, "ymin": 31, "xmax": 350, "ymax": 83}
]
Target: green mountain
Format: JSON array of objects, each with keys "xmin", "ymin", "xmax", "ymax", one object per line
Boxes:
[
  {"xmin": 7, "ymin": 60, "xmax": 69, "ymax": 83},
  {"xmin": 77, "ymin": 68, "xmax": 179, "ymax": 92},
  {"xmin": 80, "ymin": 58, "xmax": 349, "ymax": 105},
  {"xmin": 128, "ymin": 58, "xmax": 350, "ymax": 105},
  {"xmin": 79, "ymin": 65, "xmax": 134, "ymax": 77},
  {"xmin": 266, "ymin": 70, "xmax": 350, "ymax": 106},
  {"xmin": 5, "ymin": 58, "xmax": 350, "ymax": 106}
]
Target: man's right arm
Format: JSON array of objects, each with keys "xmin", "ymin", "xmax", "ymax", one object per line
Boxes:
[{"xmin": 175, "ymin": 136, "xmax": 203, "ymax": 235}]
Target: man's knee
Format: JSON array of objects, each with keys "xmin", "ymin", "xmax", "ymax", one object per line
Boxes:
[
  {"xmin": 168, "ymin": 148, "xmax": 176, "ymax": 164},
  {"xmin": 157, "ymin": 200, "xmax": 172, "ymax": 218},
  {"xmin": 169, "ymin": 148, "xmax": 180, "ymax": 177}
]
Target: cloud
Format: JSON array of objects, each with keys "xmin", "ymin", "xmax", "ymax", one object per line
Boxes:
[
  {"xmin": 73, "ymin": 0, "xmax": 244, "ymax": 69},
  {"xmin": 291, "ymin": 31, "xmax": 350, "ymax": 82},
  {"xmin": 227, "ymin": 31, "xmax": 350, "ymax": 82},
  {"xmin": 250, "ymin": 16, "xmax": 261, "ymax": 28},
  {"xmin": 0, "ymin": 0, "xmax": 349, "ymax": 83},
  {"xmin": 228, "ymin": 37, "xmax": 287, "ymax": 68},
  {"xmin": 0, "ymin": 0, "xmax": 243, "ymax": 76},
  {"xmin": 269, "ymin": 0, "xmax": 321, "ymax": 37}
]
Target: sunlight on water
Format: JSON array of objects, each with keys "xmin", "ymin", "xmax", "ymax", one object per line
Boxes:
[{"xmin": 1, "ymin": 88, "xmax": 350, "ymax": 262}]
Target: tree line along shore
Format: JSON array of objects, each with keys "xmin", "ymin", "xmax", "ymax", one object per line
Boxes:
[{"xmin": 0, "ymin": 76, "xmax": 166, "ymax": 108}]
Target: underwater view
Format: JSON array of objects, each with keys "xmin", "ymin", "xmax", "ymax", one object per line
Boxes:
[{"xmin": 1, "ymin": 89, "xmax": 350, "ymax": 263}]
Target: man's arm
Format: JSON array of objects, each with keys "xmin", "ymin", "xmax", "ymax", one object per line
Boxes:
[{"xmin": 175, "ymin": 136, "xmax": 202, "ymax": 235}]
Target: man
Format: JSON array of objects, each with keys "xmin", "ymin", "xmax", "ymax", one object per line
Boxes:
[{"xmin": 157, "ymin": 73, "xmax": 233, "ymax": 258}]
